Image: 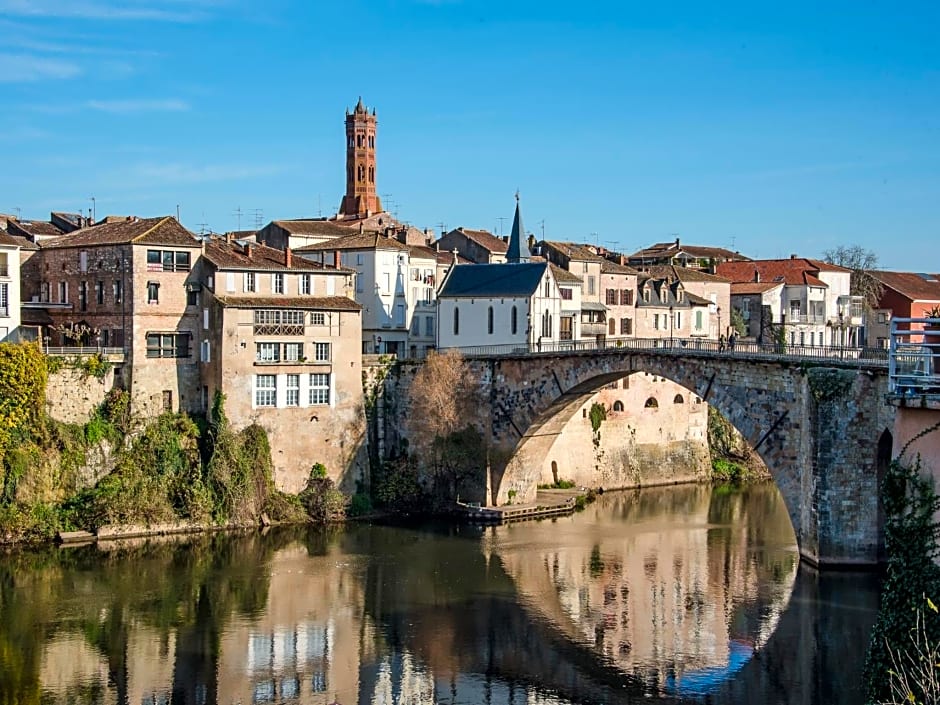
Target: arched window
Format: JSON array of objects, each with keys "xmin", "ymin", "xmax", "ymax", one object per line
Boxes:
[
  {"xmin": 487, "ymin": 306, "xmax": 494, "ymax": 335},
  {"xmin": 544, "ymin": 279, "xmax": 551, "ymax": 297},
  {"xmin": 348, "ymin": 137, "xmax": 354, "ymax": 149},
  {"xmin": 453, "ymin": 307, "xmax": 460, "ymax": 335},
  {"xmin": 511, "ymin": 306, "xmax": 518, "ymax": 335},
  {"xmin": 357, "ymin": 134, "xmax": 363, "ymax": 147},
  {"xmin": 673, "ymin": 394, "xmax": 684, "ymax": 404},
  {"xmin": 613, "ymin": 400, "xmax": 625, "ymax": 412},
  {"xmin": 644, "ymin": 397, "xmax": 659, "ymax": 408}
]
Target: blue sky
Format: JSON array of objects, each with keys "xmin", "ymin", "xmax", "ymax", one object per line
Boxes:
[{"xmin": 1, "ymin": 0, "xmax": 938, "ymax": 269}]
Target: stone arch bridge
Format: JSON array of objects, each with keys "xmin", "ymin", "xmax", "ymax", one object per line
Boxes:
[{"xmin": 449, "ymin": 346, "xmax": 893, "ymax": 567}]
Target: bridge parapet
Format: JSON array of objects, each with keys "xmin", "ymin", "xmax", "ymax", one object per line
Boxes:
[{"xmin": 889, "ymin": 317, "xmax": 940, "ymax": 409}]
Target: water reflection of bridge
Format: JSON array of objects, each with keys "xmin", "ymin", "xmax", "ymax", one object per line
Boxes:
[{"xmin": 19, "ymin": 488, "xmax": 878, "ymax": 705}]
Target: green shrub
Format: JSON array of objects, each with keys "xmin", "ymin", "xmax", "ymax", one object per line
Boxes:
[{"xmin": 348, "ymin": 493, "xmax": 373, "ymax": 517}]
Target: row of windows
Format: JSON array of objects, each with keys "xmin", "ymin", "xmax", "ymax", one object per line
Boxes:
[
  {"xmin": 605, "ymin": 289, "xmax": 635, "ymax": 306},
  {"xmin": 607, "ymin": 317, "xmax": 634, "ymax": 335},
  {"xmin": 256, "ymin": 342, "xmax": 331, "ymax": 363},
  {"xmin": 228, "ymin": 272, "xmax": 337, "ymax": 297},
  {"xmin": 43, "ymin": 280, "xmax": 124, "ymax": 306},
  {"xmin": 254, "ymin": 373, "xmax": 331, "ymax": 407},
  {"xmin": 453, "ymin": 306, "xmax": 522, "ymax": 336},
  {"xmin": 146, "ymin": 249, "xmax": 191, "ymax": 272},
  {"xmin": 410, "ymin": 315, "xmax": 436, "ymax": 337}
]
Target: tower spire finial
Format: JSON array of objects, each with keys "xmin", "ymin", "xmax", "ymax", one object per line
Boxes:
[{"xmin": 506, "ymin": 192, "xmax": 531, "ymax": 264}]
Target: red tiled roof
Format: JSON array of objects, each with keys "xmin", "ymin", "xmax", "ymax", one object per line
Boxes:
[
  {"xmin": 601, "ymin": 259, "xmax": 640, "ymax": 275},
  {"xmin": 450, "ymin": 228, "xmax": 509, "ymax": 254},
  {"xmin": 270, "ymin": 220, "xmax": 354, "ymax": 237},
  {"xmin": 550, "ymin": 263, "xmax": 584, "ymax": 284},
  {"xmin": 7, "ymin": 220, "xmax": 65, "ymax": 239},
  {"xmin": 0, "ymin": 231, "xmax": 23, "ymax": 247},
  {"xmin": 871, "ymin": 271, "xmax": 940, "ymax": 302},
  {"xmin": 731, "ymin": 282, "xmax": 784, "ymax": 295},
  {"xmin": 541, "ymin": 240, "xmax": 603, "ymax": 262},
  {"xmin": 647, "ymin": 264, "xmax": 730, "ymax": 283},
  {"xmin": 204, "ymin": 239, "xmax": 351, "ymax": 272},
  {"xmin": 629, "ymin": 241, "xmax": 750, "ymax": 262},
  {"xmin": 214, "ymin": 295, "xmax": 361, "ymax": 311},
  {"xmin": 43, "ymin": 216, "xmax": 198, "ymax": 248},
  {"xmin": 717, "ymin": 258, "xmax": 848, "ymax": 286},
  {"xmin": 295, "ymin": 231, "xmax": 410, "ymax": 252}
]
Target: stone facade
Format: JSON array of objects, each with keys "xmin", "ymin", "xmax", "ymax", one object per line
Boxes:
[{"xmin": 538, "ymin": 374, "xmax": 710, "ymax": 489}]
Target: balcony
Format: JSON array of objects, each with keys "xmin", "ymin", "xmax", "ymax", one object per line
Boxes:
[
  {"xmin": 888, "ymin": 318, "xmax": 940, "ymax": 406},
  {"xmin": 581, "ymin": 322, "xmax": 607, "ymax": 336},
  {"xmin": 787, "ymin": 314, "xmax": 827, "ymax": 325}
]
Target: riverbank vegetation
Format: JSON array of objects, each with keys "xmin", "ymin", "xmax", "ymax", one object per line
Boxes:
[
  {"xmin": 707, "ymin": 407, "xmax": 769, "ymax": 483},
  {"xmin": 0, "ymin": 342, "xmax": 342, "ymax": 544},
  {"xmin": 865, "ymin": 454, "xmax": 940, "ymax": 704}
]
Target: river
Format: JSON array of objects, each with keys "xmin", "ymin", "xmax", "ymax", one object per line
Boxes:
[{"xmin": 0, "ymin": 483, "xmax": 879, "ymax": 705}]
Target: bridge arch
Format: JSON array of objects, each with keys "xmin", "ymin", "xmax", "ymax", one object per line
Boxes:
[{"xmin": 472, "ymin": 348, "xmax": 893, "ymax": 566}]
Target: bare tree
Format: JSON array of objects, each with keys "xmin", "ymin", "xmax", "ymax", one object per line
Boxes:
[
  {"xmin": 822, "ymin": 245, "xmax": 884, "ymax": 311},
  {"xmin": 406, "ymin": 349, "xmax": 483, "ymax": 499}
]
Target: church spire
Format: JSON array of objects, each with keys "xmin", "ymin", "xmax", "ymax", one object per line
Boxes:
[{"xmin": 506, "ymin": 191, "xmax": 530, "ymax": 263}]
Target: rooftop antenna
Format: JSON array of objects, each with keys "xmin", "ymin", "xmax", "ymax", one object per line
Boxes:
[
  {"xmin": 90, "ymin": 197, "xmax": 96, "ymax": 221},
  {"xmin": 730, "ymin": 235, "xmax": 737, "ymax": 250},
  {"xmin": 232, "ymin": 206, "xmax": 243, "ymax": 231},
  {"xmin": 176, "ymin": 204, "xmax": 180, "ymax": 221},
  {"xmin": 197, "ymin": 212, "xmax": 209, "ymax": 235},
  {"xmin": 437, "ymin": 222, "xmax": 447, "ymax": 237},
  {"xmin": 538, "ymin": 219, "xmax": 545, "ymax": 240},
  {"xmin": 13, "ymin": 207, "xmax": 20, "ymax": 219},
  {"xmin": 591, "ymin": 232, "xmax": 598, "ymax": 247},
  {"xmin": 317, "ymin": 194, "xmax": 322, "ymax": 218},
  {"xmin": 496, "ymin": 217, "xmax": 507, "ymax": 236},
  {"xmin": 251, "ymin": 209, "xmax": 263, "ymax": 229}
]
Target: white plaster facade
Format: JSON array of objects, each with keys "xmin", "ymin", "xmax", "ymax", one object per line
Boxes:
[{"xmin": 0, "ymin": 236, "xmax": 21, "ymax": 341}]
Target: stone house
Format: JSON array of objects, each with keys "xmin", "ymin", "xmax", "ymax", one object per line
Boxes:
[
  {"xmin": 0, "ymin": 231, "xmax": 22, "ymax": 341},
  {"xmin": 28, "ymin": 216, "xmax": 203, "ymax": 416},
  {"xmin": 601, "ymin": 259, "xmax": 640, "ymax": 342},
  {"xmin": 634, "ymin": 275, "xmax": 712, "ymax": 341},
  {"xmin": 255, "ymin": 219, "xmax": 355, "ymax": 251},
  {"xmin": 646, "ymin": 265, "xmax": 730, "ymax": 340},
  {"xmin": 436, "ymin": 227, "xmax": 508, "ymax": 264},
  {"xmin": 296, "ymin": 231, "xmax": 435, "ymax": 357},
  {"xmin": 627, "ymin": 238, "xmax": 751, "ymax": 273},
  {"xmin": 538, "ymin": 240, "xmax": 607, "ymax": 342},
  {"xmin": 718, "ymin": 257, "xmax": 861, "ymax": 347},
  {"xmin": 200, "ymin": 238, "xmax": 365, "ymax": 492},
  {"xmin": 729, "ymin": 281, "xmax": 784, "ymax": 342}
]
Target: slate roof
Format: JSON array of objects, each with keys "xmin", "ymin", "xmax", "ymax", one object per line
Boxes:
[
  {"xmin": 295, "ymin": 231, "xmax": 409, "ymax": 252},
  {"xmin": 716, "ymin": 258, "xmax": 847, "ymax": 287},
  {"xmin": 871, "ymin": 271, "xmax": 940, "ymax": 302},
  {"xmin": 506, "ymin": 199, "xmax": 531, "ymax": 263},
  {"xmin": 204, "ymin": 239, "xmax": 351, "ymax": 272},
  {"xmin": 438, "ymin": 262, "xmax": 548, "ymax": 299},
  {"xmin": 445, "ymin": 228, "xmax": 509, "ymax": 254},
  {"xmin": 647, "ymin": 265, "xmax": 730, "ymax": 284},
  {"xmin": 271, "ymin": 220, "xmax": 354, "ymax": 238},
  {"xmin": 637, "ymin": 277, "xmax": 708, "ymax": 308},
  {"xmin": 214, "ymin": 295, "xmax": 362, "ymax": 311},
  {"xmin": 43, "ymin": 216, "xmax": 198, "ymax": 249}
]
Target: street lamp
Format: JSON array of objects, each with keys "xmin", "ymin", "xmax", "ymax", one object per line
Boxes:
[
  {"xmin": 717, "ymin": 305, "xmax": 722, "ymax": 348},
  {"xmin": 669, "ymin": 305, "xmax": 674, "ymax": 348},
  {"xmin": 838, "ymin": 310, "xmax": 845, "ymax": 360}
]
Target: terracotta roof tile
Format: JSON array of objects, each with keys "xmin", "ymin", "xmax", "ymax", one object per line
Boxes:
[
  {"xmin": 717, "ymin": 258, "xmax": 847, "ymax": 286},
  {"xmin": 43, "ymin": 216, "xmax": 198, "ymax": 249},
  {"xmin": 541, "ymin": 241, "xmax": 603, "ymax": 262},
  {"xmin": 214, "ymin": 295, "xmax": 362, "ymax": 311},
  {"xmin": 0, "ymin": 231, "xmax": 23, "ymax": 247},
  {"xmin": 731, "ymin": 282, "xmax": 784, "ymax": 295},
  {"xmin": 271, "ymin": 220, "xmax": 354, "ymax": 237},
  {"xmin": 871, "ymin": 271, "xmax": 940, "ymax": 302},
  {"xmin": 7, "ymin": 220, "xmax": 65, "ymax": 239},
  {"xmin": 204, "ymin": 239, "xmax": 351, "ymax": 272},
  {"xmin": 449, "ymin": 228, "xmax": 509, "ymax": 254},
  {"xmin": 601, "ymin": 259, "xmax": 640, "ymax": 275},
  {"xmin": 550, "ymin": 263, "xmax": 583, "ymax": 284},
  {"xmin": 647, "ymin": 264, "xmax": 730, "ymax": 283},
  {"xmin": 629, "ymin": 241, "xmax": 751, "ymax": 262},
  {"xmin": 295, "ymin": 231, "xmax": 410, "ymax": 252}
]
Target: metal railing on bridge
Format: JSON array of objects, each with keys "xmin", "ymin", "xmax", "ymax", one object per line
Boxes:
[
  {"xmin": 44, "ymin": 346, "xmax": 125, "ymax": 357},
  {"xmin": 435, "ymin": 337, "xmax": 889, "ymax": 367},
  {"xmin": 889, "ymin": 318, "xmax": 940, "ymax": 397}
]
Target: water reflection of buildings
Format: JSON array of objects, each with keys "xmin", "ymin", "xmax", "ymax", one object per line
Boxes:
[{"xmin": 495, "ymin": 485, "xmax": 796, "ymax": 696}]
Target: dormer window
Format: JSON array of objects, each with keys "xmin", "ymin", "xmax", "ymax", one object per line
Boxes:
[
  {"xmin": 676, "ymin": 286, "xmax": 684, "ymax": 303},
  {"xmin": 643, "ymin": 286, "xmax": 651, "ymax": 303}
]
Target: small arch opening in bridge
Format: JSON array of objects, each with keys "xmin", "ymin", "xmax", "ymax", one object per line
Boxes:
[
  {"xmin": 613, "ymin": 400, "xmax": 625, "ymax": 412},
  {"xmin": 673, "ymin": 394, "xmax": 684, "ymax": 404},
  {"xmin": 644, "ymin": 397, "xmax": 658, "ymax": 408}
]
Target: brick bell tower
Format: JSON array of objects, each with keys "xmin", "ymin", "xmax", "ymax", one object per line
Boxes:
[{"xmin": 338, "ymin": 97, "xmax": 383, "ymax": 217}]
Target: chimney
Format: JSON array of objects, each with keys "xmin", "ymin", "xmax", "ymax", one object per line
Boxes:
[
  {"xmin": 285, "ymin": 247, "xmax": 292, "ymax": 268},
  {"xmin": 754, "ymin": 270, "xmax": 760, "ymax": 283},
  {"xmin": 619, "ymin": 255, "xmax": 626, "ymax": 265},
  {"xmin": 790, "ymin": 254, "xmax": 797, "ymax": 259},
  {"xmin": 226, "ymin": 232, "xmax": 234, "ymax": 243},
  {"xmin": 675, "ymin": 237, "xmax": 680, "ymax": 247},
  {"xmin": 244, "ymin": 242, "xmax": 252, "ymax": 258},
  {"xmin": 334, "ymin": 250, "xmax": 341, "ymax": 269}
]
